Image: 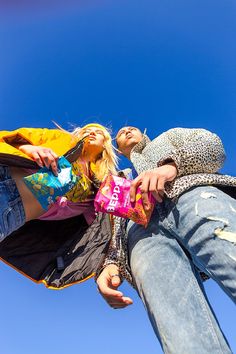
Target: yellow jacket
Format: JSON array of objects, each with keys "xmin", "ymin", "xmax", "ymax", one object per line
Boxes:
[
  {"xmin": 0, "ymin": 127, "xmax": 112, "ymax": 290},
  {"xmin": 0, "ymin": 127, "xmax": 78, "ymax": 167}
]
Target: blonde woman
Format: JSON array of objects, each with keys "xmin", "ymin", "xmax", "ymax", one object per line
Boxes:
[{"xmin": 0, "ymin": 123, "xmax": 117, "ymax": 289}]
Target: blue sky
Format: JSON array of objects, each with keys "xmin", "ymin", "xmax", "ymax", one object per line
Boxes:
[{"xmin": 0, "ymin": 1, "xmax": 236, "ymax": 353}]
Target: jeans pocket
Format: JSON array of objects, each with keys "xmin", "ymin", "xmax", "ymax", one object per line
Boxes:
[
  {"xmin": 2, "ymin": 197, "xmax": 24, "ymax": 239},
  {"xmin": 2, "ymin": 206, "xmax": 17, "ymax": 238}
]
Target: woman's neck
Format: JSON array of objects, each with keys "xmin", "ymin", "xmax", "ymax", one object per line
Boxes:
[{"xmin": 81, "ymin": 150, "xmax": 98, "ymax": 163}]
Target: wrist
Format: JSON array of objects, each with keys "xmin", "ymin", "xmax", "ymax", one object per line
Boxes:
[{"xmin": 18, "ymin": 144, "xmax": 28, "ymax": 150}]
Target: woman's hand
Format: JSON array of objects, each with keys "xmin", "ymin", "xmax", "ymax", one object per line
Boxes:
[
  {"xmin": 130, "ymin": 163, "xmax": 178, "ymax": 209},
  {"xmin": 96, "ymin": 264, "xmax": 133, "ymax": 309},
  {"xmin": 19, "ymin": 144, "xmax": 58, "ymax": 175}
]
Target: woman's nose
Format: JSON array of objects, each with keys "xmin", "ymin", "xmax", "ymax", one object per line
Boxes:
[{"xmin": 89, "ymin": 131, "xmax": 96, "ymax": 136}]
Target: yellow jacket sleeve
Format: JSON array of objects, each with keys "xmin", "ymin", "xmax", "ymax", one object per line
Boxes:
[{"xmin": 0, "ymin": 127, "xmax": 77, "ymax": 157}]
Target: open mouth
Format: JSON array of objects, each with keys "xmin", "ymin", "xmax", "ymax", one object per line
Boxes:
[
  {"xmin": 86, "ymin": 135, "xmax": 96, "ymax": 141},
  {"xmin": 126, "ymin": 133, "xmax": 133, "ymax": 139}
]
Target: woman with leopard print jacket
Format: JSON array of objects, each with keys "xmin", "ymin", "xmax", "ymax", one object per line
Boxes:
[{"xmin": 97, "ymin": 126, "xmax": 236, "ymax": 354}]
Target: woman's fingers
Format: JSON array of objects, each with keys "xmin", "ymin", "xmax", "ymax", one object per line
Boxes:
[
  {"xmin": 96, "ymin": 265, "xmax": 133, "ymax": 309},
  {"xmin": 130, "ymin": 166, "xmax": 178, "ymax": 208},
  {"xmin": 41, "ymin": 149, "xmax": 58, "ymax": 175},
  {"xmin": 31, "ymin": 151, "xmax": 44, "ymax": 168},
  {"xmin": 130, "ymin": 176, "xmax": 141, "ymax": 202},
  {"xmin": 36, "ymin": 148, "xmax": 58, "ymax": 175}
]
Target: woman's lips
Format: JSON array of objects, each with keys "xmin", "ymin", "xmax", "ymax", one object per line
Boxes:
[{"xmin": 126, "ymin": 133, "xmax": 133, "ymax": 139}]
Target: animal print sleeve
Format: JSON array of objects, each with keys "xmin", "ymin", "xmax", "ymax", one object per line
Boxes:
[
  {"xmin": 95, "ymin": 216, "xmax": 133, "ymax": 284},
  {"xmin": 156, "ymin": 128, "xmax": 226, "ymax": 177}
]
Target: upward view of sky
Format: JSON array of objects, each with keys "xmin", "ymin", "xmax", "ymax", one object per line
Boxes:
[{"xmin": 0, "ymin": 1, "xmax": 236, "ymax": 353}]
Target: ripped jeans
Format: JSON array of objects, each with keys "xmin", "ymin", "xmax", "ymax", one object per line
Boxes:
[{"xmin": 127, "ymin": 186, "xmax": 236, "ymax": 354}]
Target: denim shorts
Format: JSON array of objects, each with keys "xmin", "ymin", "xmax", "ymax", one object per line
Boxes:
[{"xmin": 0, "ymin": 165, "xmax": 26, "ymax": 242}]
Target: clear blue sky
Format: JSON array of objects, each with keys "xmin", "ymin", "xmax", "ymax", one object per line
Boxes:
[{"xmin": 0, "ymin": 1, "xmax": 236, "ymax": 353}]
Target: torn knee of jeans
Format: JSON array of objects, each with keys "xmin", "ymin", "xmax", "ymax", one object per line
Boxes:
[
  {"xmin": 213, "ymin": 221, "xmax": 236, "ymax": 244},
  {"xmin": 194, "ymin": 195, "xmax": 236, "ymax": 244},
  {"xmin": 200, "ymin": 191, "xmax": 217, "ymax": 199},
  {"xmin": 230, "ymin": 204, "xmax": 236, "ymax": 214}
]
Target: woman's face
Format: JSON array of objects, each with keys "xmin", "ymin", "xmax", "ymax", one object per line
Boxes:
[
  {"xmin": 116, "ymin": 126, "xmax": 143, "ymax": 157},
  {"xmin": 82, "ymin": 126, "xmax": 106, "ymax": 154}
]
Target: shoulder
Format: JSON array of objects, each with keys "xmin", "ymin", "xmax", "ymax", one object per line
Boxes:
[{"xmin": 152, "ymin": 127, "xmax": 218, "ymax": 142}]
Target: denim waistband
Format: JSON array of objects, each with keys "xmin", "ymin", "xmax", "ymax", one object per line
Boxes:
[{"xmin": 0, "ymin": 164, "xmax": 21, "ymax": 199}]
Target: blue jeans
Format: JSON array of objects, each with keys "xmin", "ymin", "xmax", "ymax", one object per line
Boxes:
[
  {"xmin": 127, "ymin": 186, "xmax": 236, "ymax": 354},
  {"xmin": 0, "ymin": 165, "xmax": 25, "ymax": 242}
]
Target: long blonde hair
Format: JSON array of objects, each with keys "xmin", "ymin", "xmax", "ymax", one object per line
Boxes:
[{"xmin": 72, "ymin": 123, "xmax": 118, "ymax": 182}]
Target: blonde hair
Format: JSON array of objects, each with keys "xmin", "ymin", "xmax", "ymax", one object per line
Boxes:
[{"xmin": 72, "ymin": 123, "xmax": 118, "ymax": 182}]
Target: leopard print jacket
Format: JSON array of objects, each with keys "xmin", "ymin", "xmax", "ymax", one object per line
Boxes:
[{"xmin": 97, "ymin": 128, "xmax": 236, "ymax": 285}]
